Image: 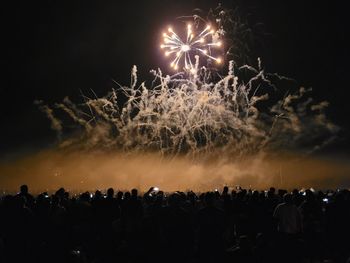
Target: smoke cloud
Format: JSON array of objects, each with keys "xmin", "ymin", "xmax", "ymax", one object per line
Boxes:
[{"xmin": 0, "ymin": 149, "xmax": 349, "ymax": 193}]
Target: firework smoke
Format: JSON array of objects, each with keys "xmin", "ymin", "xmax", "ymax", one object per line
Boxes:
[
  {"xmin": 35, "ymin": 8, "xmax": 339, "ymax": 160},
  {"xmin": 37, "ymin": 58, "xmax": 337, "ymax": 161},
  {"xmin": 1, "ymin": 150, "xmax": 349, "ymax": 192},
  {"xmin": 0, "ymin": 8, "xmax": 338, "ymax": 192}
]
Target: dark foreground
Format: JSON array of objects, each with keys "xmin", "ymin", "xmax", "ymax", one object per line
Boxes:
[{"xmin": 1, "ymin": 185, "xmax": 349, "ymax": 263}]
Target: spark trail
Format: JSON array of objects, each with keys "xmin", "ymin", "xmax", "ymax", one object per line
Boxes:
[
  {"xmin": 37, "ymin": 58, "xmax": 338, "ymax": 161},
  {"xmin": 37, "ymin": 8, "xmax": 338, "ymax": 161}
]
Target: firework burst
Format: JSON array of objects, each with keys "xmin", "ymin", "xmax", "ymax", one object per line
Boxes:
[
  {"xmin": 37, "ymin": 60, "xmax": 338, "ymax": 159},
  {"xmin": 160, "ymin": 23, "xmax": 223, "ymax": 71},
  {"xmin": 36, "ymin": 8, "xmax": 338, "ymax": 161}
]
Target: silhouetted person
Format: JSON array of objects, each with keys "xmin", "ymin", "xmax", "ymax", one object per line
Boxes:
[
  {"xmin": 1, "ymin": 185, "xmax": 348, "ymax": 263},
  {"xmin": 16, "ymin": 184, "xmax": 34, "ymax": 208},
  {"xmin": 158, "ymin": 193, "xmax": 193, "ymax": 262},
  {"xmin": 197, "ymin": 192, "xmax": 225, "ymax": 260},
  {"xmin": 274, "ymin": 193, "xmax": 302, "ymax": 235},
  {"xmin": 104, "ymin": 188, "xmax": 120, "ymax": 223},
  {"xmin": 274, "ymin": 193, "xmax": 303, "ymax": 262},
  {"xmin": 299, "ymin": 189, "xmax": 323, "ymax": 261}
]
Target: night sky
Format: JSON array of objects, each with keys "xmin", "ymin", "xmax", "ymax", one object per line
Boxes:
[{"xmin": 1, "ymin": 0, "xmax": 349, "ymax": 158}]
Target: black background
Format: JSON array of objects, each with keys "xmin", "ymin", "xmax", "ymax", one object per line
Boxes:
[{"xmin": 1, "ymin": 0, "xmax": 349, "ymax": 157}]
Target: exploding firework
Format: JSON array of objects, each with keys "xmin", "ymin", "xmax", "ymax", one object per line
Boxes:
[
  {"xmin": 36, "ymin": 58, "xmax": 338, "ymax": 160},
  {"xmin": 21, "ymin": 7, "xmax": 341, "ymax": 192},
  {"xmin": 35, "ymin": 8, "xmax": 337, "ymax": 162},
  {"xmin": 160, "ymin": 23, "xmax": 223, "ymax": 71}
]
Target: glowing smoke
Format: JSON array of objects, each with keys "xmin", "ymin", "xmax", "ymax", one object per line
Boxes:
[
  {"xmin": 0, "ymin": 8, "xmax": 341, "ymax": 192},
  {"xmin": 35, "ymin": 8, "xmax": 338, "ymax": 159},
  {"xmin": 1, "ymin": 58, "xmax": 342, "ymax": 192},
  {"xmin": 37, "ymin": 58, "xmax": 338, "ymax": 161},
  {"xmin": 1, "ymin": 150, "xmax": 349, "ymax": 192}
]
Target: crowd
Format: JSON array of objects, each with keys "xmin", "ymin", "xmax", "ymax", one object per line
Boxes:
[{"xmin": 0, "ymin": 185, "xmax": 349, "ymax": 263}]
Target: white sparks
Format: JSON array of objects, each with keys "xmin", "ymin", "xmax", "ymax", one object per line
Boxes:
[{"xmin": 160, "ymin": 24, "xmax": 223, "ymax": 71}]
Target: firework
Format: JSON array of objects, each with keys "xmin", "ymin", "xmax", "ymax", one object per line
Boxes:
[
  {"xmin": 38, "ymin": 60, "xmax": 338, "ymax": 159},
  {"xmin": 160, "ymin": 24, "xmax": 223, "ymax": 71},
  {"xmin": 37, "ymin": 9, "xmax": 337, "ymax": 160}
]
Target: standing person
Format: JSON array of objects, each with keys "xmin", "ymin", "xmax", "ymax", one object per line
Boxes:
[{"xmin": 273, "ymin": 193, "xmax": 303, "ymax": 262}]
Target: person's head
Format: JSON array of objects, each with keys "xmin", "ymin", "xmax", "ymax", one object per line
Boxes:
[
  {"xmin": 131, "ymin": 188, "xmax": 138, "ymax": 198},
  {"xmin": 223, "ymin": 186, "xmax": 229, "ymax": 194},
  {"xmin": 117, "ymin": 191, "xmax": 123, "ymax": 199},
  {"xmin": 305, "ymin": 189, "xmax": 314, "ymax": 201},
  {"xmin": 124, "ymin": 191, "xmax": 131, "ymax": 200},
  {"xmin": 55, "ymin": 187, "xmax": 65, "ymax": 198},
  {"xmin": 252, "ymin": 190, "xmax": 259, "ymax": 199},
  {"xmin": 80, "ymin": 192, "xmax": 90, "ymax": 202},
  {"xmin": 95, "ymin": 190, "xmax": 102, "ymax": 199},
  {"xmin": 231, "ymin": 190, "xmax": 237, "ymax": 198},
  {"xmin": 20, "ymin": 184, "xmax": 28, "ymax": 194},
  {"xmin": 107, "ymin": 188, "xmax": 114, "ymax": 198}
]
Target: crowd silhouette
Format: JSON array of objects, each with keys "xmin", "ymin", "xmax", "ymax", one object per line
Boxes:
[{"xmin": 0, "ymin": 185, "xmax": 349, "ymax": 263}]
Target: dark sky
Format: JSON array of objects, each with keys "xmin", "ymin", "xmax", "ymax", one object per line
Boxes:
[{"xmin": 1, "ymin": 0, "xmax": 349, "ymax": 157}]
